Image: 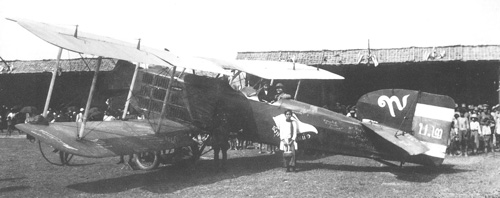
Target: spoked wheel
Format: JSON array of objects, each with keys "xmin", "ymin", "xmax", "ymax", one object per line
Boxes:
[
  {"xmin": 38, "ymin": 140, "xmax": 73, "ymax": 166},
  {"xmin": 132, "ymin": 151, "xmax": 160, "ymax": 170}
]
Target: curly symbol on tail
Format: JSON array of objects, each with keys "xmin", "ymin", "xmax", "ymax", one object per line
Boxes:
[{"xmin": 378, "ymin": 95, "xmax": 410, "ymax": 117}]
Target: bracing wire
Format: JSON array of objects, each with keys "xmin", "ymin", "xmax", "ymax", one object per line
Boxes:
[{"xmin": 395, "ymin": 91, "xmax": 421, "ymax": 137}]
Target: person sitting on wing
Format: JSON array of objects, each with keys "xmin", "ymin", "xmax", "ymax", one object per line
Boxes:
[{"xmin": 271, "ymin": 83, "xmax": 292, "ymax": 103}]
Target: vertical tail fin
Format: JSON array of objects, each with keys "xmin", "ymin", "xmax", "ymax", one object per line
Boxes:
[{"xmin": 357, "ymin": 89, "xmax": 455, "ymax": 165}]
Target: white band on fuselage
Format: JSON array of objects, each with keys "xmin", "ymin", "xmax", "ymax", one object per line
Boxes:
[{"xmin": 414, "ymin": 103, "xmax": 455, "ymax": 122}]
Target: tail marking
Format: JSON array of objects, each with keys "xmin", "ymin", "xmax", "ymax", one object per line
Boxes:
[{"xmin": 377, "ymin": 94, "xmax": 409, "ymax": 117}]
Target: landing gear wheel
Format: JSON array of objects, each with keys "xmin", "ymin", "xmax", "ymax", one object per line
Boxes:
[{"xmin": 132, "ymin": 151, "xmax": 160, "ymax": 170}]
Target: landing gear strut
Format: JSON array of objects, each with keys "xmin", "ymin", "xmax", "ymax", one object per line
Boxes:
[
  {"xmin": 59, "ymin": 151, "xmax": 73, "ymax": 165},
  {"xmin": 38, "ymin": 140, "xmax": 74, "ymax": 166}
]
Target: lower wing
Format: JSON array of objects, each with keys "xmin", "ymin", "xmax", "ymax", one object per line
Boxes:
[{"xmin": 16, "ymin": 120, "xmax": 198, "ymax": 158}]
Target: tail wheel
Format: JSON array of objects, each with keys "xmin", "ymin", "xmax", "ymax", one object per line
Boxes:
[{"xmin": 132, "ymin": 151, "xmax": 160, "ymax": 170}]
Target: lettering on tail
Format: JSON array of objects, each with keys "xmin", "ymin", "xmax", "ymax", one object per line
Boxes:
[{"xmin": 377, "ymin": 95, "xmax": 410, "ymax": 117}]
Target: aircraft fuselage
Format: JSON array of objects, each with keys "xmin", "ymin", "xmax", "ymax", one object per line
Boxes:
[{"xmin": 247, "ymin": 98, "xmax": 439, "ymax": 166}]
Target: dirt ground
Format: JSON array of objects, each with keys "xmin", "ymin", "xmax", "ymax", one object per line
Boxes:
[{"xmin": 1, "ymin": 137, "xmax": 500, "ymax": 198}]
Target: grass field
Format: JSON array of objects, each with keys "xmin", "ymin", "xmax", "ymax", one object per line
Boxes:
[{"xmin": 1, "ymin": 137, "xmax": 500, "ymax": 197}]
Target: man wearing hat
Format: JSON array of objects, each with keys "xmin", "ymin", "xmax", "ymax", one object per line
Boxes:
[
  {"xmin": 346, "ymin": 106, "xmax": 357, "ymax": 119},
  {"xmin": 76, "ymin": 108, "xmax": 84, "ymax": 122},
  {"xmin": 457, "ymin": 110, "xmax": 470, "ymax": 156},
  {"xmin": 470, "ymin": 114, "xmax": 481, "ymax": 155},
  {"xmin": 272, "ymin": 83, "xmax": 292, "ymax": 103},
  {"xmin": 494, "ymin": 106, "xmax": 500, "ymax": 151}
]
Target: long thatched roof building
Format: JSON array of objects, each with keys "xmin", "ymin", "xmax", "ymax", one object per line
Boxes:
[
  {"xmin": 0, "ymin": 58, "xmax": 117, "ymax": 74},
  {"xmin": 237, "ymin": 45, "xmax": 500, "ymax": 107},
  {"xmin": 237, "ymin": 45, "xmax": 500, "ymax": 65}
]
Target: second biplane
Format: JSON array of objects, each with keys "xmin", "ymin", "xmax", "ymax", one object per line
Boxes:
[{"xmin": 10, "ymin": 18, "xmax": 455, "ymax": 170}]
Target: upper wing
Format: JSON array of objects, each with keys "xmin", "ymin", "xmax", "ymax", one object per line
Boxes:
[
  {"xmin": 361, "ymin": 122, "xmax": 429, "ymax": 155},
  {"xmin": 199, "ymin": 58, "xmax": 344, "ymax": 80},
  {"xmin": 16, "ymin": 120, "xmax": 198, "ymax": 158},
  {"xmin": 7, "ymin": 18, "xmax": 229, "ymax": 75}
]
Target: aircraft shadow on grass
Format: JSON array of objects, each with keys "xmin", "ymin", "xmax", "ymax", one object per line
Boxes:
[
  {"xmin": 298, "ymin": 162, "xmax": 470, "ymax": 183},
  {"xmin": 0, "ymin": 186, "xmax": 31, "ymax": 194},
  {"xmin": 67, "ymin": 154, "xmax": 282, "ymax": 194},
  {"xmin": 0, "ymin": 177, "xmax": 26, "ymax": 182},
  {"xmin": 67, "ymin": 153, "xmax": 471, "ymax": 194},
  {"xmin": 0, "ymin": 178, "xmax": 30, "ymax": 194},
  {"xmin": 298, "ymin": 153, "xmax": 471, "ymax": 182}
]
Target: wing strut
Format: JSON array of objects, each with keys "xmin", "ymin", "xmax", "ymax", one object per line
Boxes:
[
  {"xmin": 42, "ymin": 48, "xmax": 63, "ymax": 117},
  {"xmin": 294, "ymin": 80, "xmax": 302, "ymax": 100},
  {"xmin": 78, "ymin": 56, "xmax": 102, "ymax": 139},
  {"xmin": 123, "ymin": 39, "xmax": 143, "ymax": 119},
  {"xmin": 122, "ymin": 63, "xmax": 140, "ymax": 119},
  {"xmin": 0, "ymin": 56, "xmax": 12, "ymax": 72}
]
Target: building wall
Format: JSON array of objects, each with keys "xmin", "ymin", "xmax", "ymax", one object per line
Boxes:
[
  {"xmin": 317, "ymin": 61, "xmax": 499, "ymax": 107},
  {"xmin": 0, "ymin": 72, "xmax": 110, "ymax": 111},
  {"xmin": 0, "ymin": 60, "xmax": 136, "ymax": 112}
]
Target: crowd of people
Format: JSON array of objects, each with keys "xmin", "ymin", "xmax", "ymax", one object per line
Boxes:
[
  {"xmin": 0, "ymin": 103, "xmax": 145, "ymax": 136},
  {"xmin": 449, "ymin": 103, "xmax": 500, "ymax": 156},
  {"xmin": 320, "ymin": 101, "xmax": 500, "ymax": 158}
]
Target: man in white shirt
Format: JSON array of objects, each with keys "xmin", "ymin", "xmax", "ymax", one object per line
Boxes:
[
  {"xmin": 76, "ymin": 108, "xmax": 84, "ymax": 122},
  {"xmin": 470, "ymin": 114, "xmax": 481, "ymax": 155},
  {"xmin": 457, "ymin": 111, "xmax": 470, "ymax": 156},
  {"xmin": 6, "ymin": 111, "xmax": 17, "ymax": 136},
  {"xmin": 273, "ymin": 109, "xmax": 298, "ymax": 172}
]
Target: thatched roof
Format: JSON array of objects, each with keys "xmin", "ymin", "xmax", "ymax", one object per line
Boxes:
[
  {"xmin": 0, "ymin": 58, "xmax": 117, "ymax": 74},
  {"xmin": 236, "ymin": 45, "xmax": 500, "ymax": 66}
]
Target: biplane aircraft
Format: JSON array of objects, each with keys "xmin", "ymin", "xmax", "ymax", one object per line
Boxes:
[{"xmin": 10, "ymin": 18, "xmax": 456, "ymax": 171}]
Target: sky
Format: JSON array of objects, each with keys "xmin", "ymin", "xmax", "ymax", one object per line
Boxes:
[{"xmin": 1, "ymin": 0, "xmax": 500, "ymax": 61}]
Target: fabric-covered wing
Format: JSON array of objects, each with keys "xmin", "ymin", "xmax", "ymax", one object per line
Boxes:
[
  {"xmin": 16, "ymin": 120, "xmax": 197, "ymax": 158},
  {"xmin": 199, "ymin": 58, "xmax": 344, "ymax": 80},
  {"xmin": 8, "ymin": 18, "xmax": 228, "ymax": 74},
  {"xmin": 361, "ymin": 122, "xmax": 429, "ymax": 155}
]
